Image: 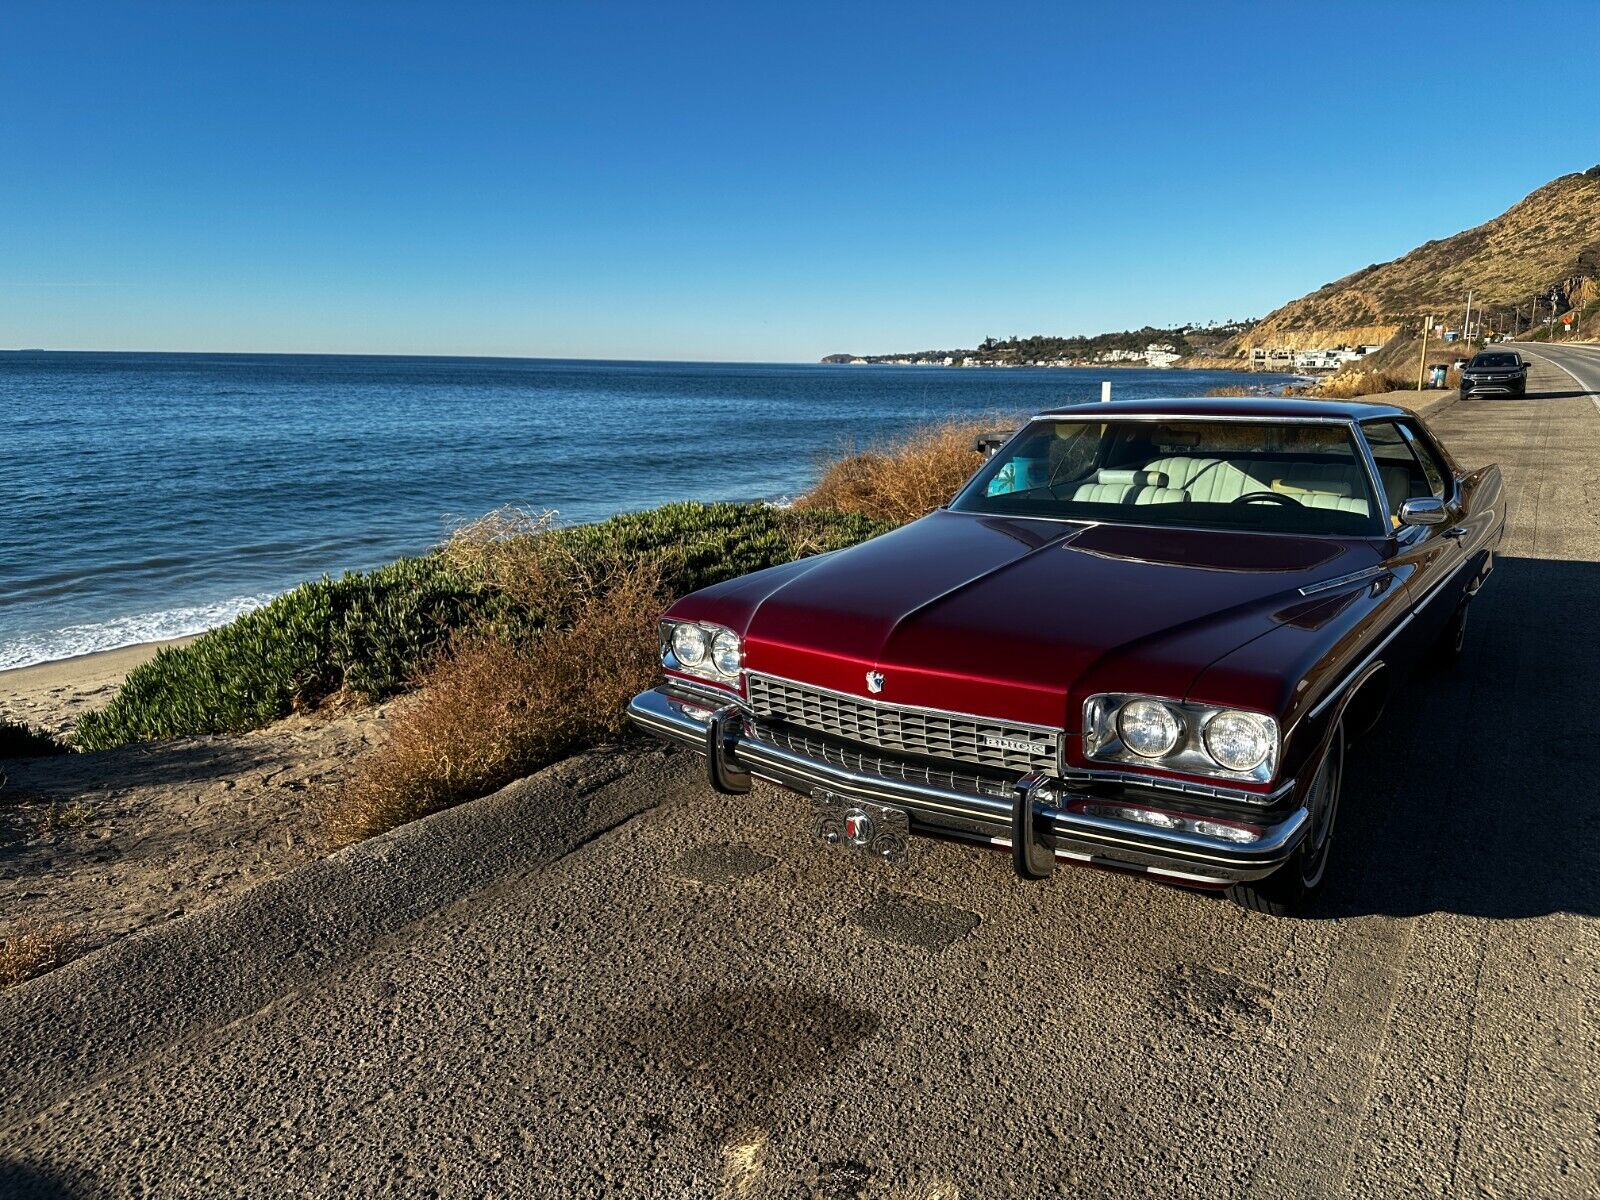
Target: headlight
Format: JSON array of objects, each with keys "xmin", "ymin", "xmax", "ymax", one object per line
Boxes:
[
  {"xmin": 1084, "ymin": 693, "xmax": 1280, "ymax": 784},
  {"xmin": 1202, "ymin": 710, "xmax": 1274, "ymax": 772},
  {"xmin": 711, "ymin": 628, "xmax": 743, "ymax": 676},
  {"xmin": 1117, "ymin": 699, "xmax": 1182, "ymax": 758},
  {"xmin": 670, "ymin": 623, "xmax": 709, "ymax": 666},
  {"xmin": 663, "ymin": 620, "xmax": 745, "ymax": 686}
]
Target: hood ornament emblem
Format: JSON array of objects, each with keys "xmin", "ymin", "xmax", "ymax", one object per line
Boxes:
[{"xmin": 865, "ymin": 670, "xmax": 885, "ymax": 694}]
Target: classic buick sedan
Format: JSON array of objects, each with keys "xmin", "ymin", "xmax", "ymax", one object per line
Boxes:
[{"xmin": 628, "ymin": 398, "xmax": 1504, "ymax": 914}]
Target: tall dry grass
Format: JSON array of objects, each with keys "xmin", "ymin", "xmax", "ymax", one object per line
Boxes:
[
  {"xmin": 327, "ymin": 513, "xmax": 665, "ymax": 843},
  {"xmin": 1312, "ymin": 368, "xmax": 1412, "ymax": 399},
  {"xmin": 795, "ymin": 421, "xmax": 991, "ymax": 524}
]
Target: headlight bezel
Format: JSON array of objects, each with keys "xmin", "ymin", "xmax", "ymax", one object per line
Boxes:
[
  {"xmin": 661, "ymin": 619, "xmax": 744, "ymax": 686},
  {"xmin": 1083, "ymin": 693, "xmax": 1280, "ymax": 783}
]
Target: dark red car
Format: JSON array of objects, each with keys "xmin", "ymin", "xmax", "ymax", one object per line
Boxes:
[{"xmin": 629, "ymin": 397, "xmax": 1505, "ymax": 914}]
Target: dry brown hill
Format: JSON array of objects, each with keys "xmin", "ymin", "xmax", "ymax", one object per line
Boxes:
[{"xmin": 1233, "ymin": 166, "xmax": 1600, "ymax": 351}]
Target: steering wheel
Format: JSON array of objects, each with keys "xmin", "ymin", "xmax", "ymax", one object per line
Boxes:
[{"xmin": 1232, "ymin": 490, "xmax": 1302, "ymax": 507}]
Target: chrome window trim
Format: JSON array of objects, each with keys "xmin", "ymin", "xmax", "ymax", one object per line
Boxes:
[
  {"xmin": 744, "ymin": 670, "xmax": 1061, "ymax": 738},
  {"xmin": 1032, "ymin": 411, "xmax": 1368, "ymax": 424},
  {"xmin": 1347, "ymin": 418, "xmax": 1392, "ymax": 534}
]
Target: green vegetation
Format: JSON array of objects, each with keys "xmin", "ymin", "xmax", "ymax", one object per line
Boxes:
[
  {"xmin": 75, "ymin": 557, "xmax": 486, "ymax": 750},
  {"xmin": 0, "ymin": 720, "xmax": 68, "ymax": 760},
  {"xmin": 74, "ymin": 502, "xmax": 890, "ymax": 754}
]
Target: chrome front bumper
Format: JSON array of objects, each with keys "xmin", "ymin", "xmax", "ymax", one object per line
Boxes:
[{"xmin": 628, "ymin": 685, "xmax": 1307, "ymax": 885}]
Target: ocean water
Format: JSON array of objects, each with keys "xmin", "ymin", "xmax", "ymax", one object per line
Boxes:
[{"xmin": 0, "ymin": 352, "xmax": 1290, "ymax": 670}]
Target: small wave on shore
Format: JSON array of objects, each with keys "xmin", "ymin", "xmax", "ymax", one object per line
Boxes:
[{"xmin": 0, "ymin": 594, "xmax": 277, "ymax": 672}]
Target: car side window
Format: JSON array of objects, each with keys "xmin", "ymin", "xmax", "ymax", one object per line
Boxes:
[
  {"xmin": 1397, "ymin": 422, "xmax": 1448, "ymax": 500},
  {"xmin": 1362, "ymin": 420, "xmax": 1438, "ymax": 521}
]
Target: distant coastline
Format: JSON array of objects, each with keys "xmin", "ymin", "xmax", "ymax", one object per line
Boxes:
[{"xmin": 821, "ymin": 321, "xmax": 1259, "ymax": 371}]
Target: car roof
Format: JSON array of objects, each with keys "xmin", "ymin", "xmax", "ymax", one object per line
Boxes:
[{"xmin": 1033, "ymin": 395, "xmax": 1415, "ymax": 422}]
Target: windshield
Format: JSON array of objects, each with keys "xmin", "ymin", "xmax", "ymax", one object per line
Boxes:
[
  {"xmin": 951, "ymin": 417, "xmax": 1382, "ymax": 536},
  {"xmin": 1469, "ymin": 354, "xmax": 1517, "ymax": 368}
]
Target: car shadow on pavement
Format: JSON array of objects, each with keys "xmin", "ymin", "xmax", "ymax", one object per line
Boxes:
[
  {"xmin": 1313, "ymin": 555, "xmax": 1600, "ymax": 920},
  {"xmin": 0, "ymin": 1160, "xmax": 99, "ymax": 1200}
]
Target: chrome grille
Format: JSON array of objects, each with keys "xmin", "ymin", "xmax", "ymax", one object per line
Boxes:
[
  {"xmin": 746, "ymin": 673, "xmax": 1058, "ymax": 774},
  {"xmin": 746, "ymin": 722, "xmax": 1015, "ymax": 800}
]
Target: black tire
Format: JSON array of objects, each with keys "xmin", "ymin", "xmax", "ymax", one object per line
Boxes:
[
  {"xmin": 1459, "ymin": 388, "xmax": 1473, "ymax": 401},
  {"xmin": 1227, "ymin": 726, "xmax": 1343, "ymax": 916}
]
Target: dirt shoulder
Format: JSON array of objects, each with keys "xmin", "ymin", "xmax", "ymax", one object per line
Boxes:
[{"xmin": 1, "ymin": 643, "xmax": 386, "ymax": 983}]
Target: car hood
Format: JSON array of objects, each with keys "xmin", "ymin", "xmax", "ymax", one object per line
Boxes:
[{"xmin": 675, "ymin": 510, "xmax": 1384, "ymax": 729}]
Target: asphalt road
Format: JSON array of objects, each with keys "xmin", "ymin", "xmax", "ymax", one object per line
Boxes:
[{"xmin": 4, "ymin": 359, "xmax": 1599, "ymax": 1200}]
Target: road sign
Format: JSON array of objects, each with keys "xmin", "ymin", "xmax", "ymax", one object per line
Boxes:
[{"xmin": 1562, "ymin": 312, "xmax": 1574, "ymax": 325}]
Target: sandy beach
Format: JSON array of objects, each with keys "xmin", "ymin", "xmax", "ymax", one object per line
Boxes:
[
  {"xmin": 1, "ymin": 639, "xmax": 387, "ymax": 983},
  {"xmin": 0, "ymin": 638, "xmax": 195, "ymax": 737}
]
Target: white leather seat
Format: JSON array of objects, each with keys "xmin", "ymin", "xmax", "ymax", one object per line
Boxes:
[{"xmin": 1072, "ymin": 468, "xmax": 1173, "ymax": 504}]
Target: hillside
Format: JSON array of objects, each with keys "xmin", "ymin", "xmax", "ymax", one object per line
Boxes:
[{"xmin": 1235, "ymin": 166, "xmax": 1600, "ymax": 351}]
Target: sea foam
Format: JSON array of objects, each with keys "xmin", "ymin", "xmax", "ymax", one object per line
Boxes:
[{"xmin": 0, "ymin": 594, "xmax": 277, "ymax": 672}]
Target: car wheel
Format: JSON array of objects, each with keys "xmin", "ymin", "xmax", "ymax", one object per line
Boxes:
[{"xmin": 1227, "ymin": 726, "xmax": 1343, "ymax": 916}]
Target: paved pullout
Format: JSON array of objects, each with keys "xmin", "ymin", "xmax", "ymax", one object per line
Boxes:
[{"xmin": 3, "ymin": 362, "xmax": 1597, "ymax": 1199}]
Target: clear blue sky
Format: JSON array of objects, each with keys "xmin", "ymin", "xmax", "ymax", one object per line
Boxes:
[{"xmin": 4, "ymin": 1, "xmax": 1595, "ymax": 361}]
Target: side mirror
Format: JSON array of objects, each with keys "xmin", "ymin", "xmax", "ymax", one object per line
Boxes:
[
  {"xmin": 1398, "ymin": 497, "xmax": 1448, "ymax": 527},
  {"xmin": 973, "ymin": 430, "xmax": 1015, "ymax": 458}
]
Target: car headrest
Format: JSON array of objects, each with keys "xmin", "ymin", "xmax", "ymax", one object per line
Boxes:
[{"xmin": 1096, "ymin": 468, "xmax": 1169, "ymax": 488}]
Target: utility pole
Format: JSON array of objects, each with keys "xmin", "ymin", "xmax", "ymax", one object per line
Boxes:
[
  {"xmin": 1416, "ymin": 316, "xmax": 1432, "ymax": 390},
  {"xmin": 1462, "ymin": 289, "xmax": 1474, "ymax": 347}
]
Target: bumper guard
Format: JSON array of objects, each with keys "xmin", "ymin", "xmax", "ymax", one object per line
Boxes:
[{"xmin": 628, "ymin": 685, "xmax": 1307, "ymax": 885}]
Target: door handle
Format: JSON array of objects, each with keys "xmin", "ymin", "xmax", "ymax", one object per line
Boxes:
[{"xmin": 1444, "ymin": 526, "xmax": 1469, "ymax": 540}]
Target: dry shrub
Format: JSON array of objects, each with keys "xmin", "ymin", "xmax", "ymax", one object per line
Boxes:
[
  {"xmin": 439, "ymin": 507, "xmax": 567, "ymax": 610},
  {"xmin": 1, "ymin": 918, "xmax": 80, "ymax": 988},
  {"xmin": 326, "ymin": 554, "xmax": 663, "ymax": 844},
  {"xmin": 796, "ymin": 421, "xmax": 991, "ymax": 524},
  {"xmin": 1313, "ymin": 368, "xmax": 1411, "ymax": 399}
]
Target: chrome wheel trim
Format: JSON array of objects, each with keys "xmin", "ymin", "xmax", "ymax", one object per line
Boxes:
[{"xmin": 1297, "ymin": 732, "xmax": 1343, "ymax": 889}]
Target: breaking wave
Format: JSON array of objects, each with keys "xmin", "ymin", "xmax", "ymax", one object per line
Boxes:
[{"xmin": 0, "ymin": 593, "xmax": 277, "ymax": 672}]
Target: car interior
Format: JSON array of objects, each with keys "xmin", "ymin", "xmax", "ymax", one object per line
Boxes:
[{"xmin": 970, "ymin": 417, "xmax": 1446, "ymax": 533}]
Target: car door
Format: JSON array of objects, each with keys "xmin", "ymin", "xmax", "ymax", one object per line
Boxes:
[{"xmin": 1360, "ymin": 419, "xmax": 1467, "ymax": 667}]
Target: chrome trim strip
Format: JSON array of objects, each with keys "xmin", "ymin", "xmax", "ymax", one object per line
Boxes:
[
  {"xmin": 1299, "ymin": 542, "xmax": 1483, "ymax": 726},
  {"xmin": 745, "ymin": 670, "xmax": 1061, "ymax": 738},
  {"xmin": 1305, "ymin": 609, "xmax": 1415, "ymax": 723},
  {"xmin": 663, "ymin": 674, "xmax": 749, "ymax": 710},
  {"xmin": 1298, "ymin": 565, "xmax": 1391, "ymax": 596},
  {"xmin": 1033, "ymin": 411, "xmax": 1368, "ymax": 424},
  {"xmin": 1057, "ymin": 765, "xmax": 1294, "ymax": 808}
]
